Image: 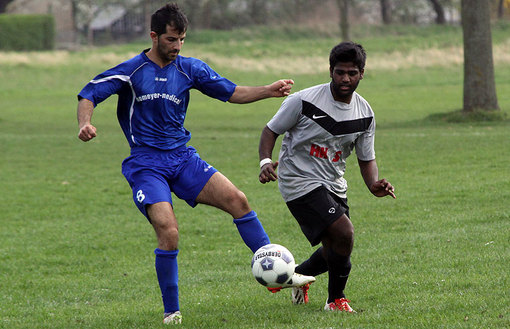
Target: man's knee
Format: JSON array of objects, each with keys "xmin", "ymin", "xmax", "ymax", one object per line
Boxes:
[
  {"xmin": 339, "ymin": 222, "xmax": 354, "ymax": 242},
  {"xmin": 225, "ymin": 188, "xmax": 250, "ymax": 212},
  {"xmin": 326, "ymin": 214, "xmax": 354, "ymax": 254},
  {"xmin": 147, "ymin": 203, "xmax": 179, "ymax": 250},
  {"xmin": 156, "ymin": 225, "xmax": 179, "ymax": 250},
  {"xmin": 336, "ymin": 214, "xmax": 354, "ymax": 237},
  {"xmin": 231, "ymin": 188, "xmax": 249, "ymax": 205}
]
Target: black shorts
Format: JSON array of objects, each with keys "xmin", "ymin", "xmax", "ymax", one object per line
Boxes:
[{"xmin": 286, "ymin": 186, "xmax": 349, "ymax": 246}]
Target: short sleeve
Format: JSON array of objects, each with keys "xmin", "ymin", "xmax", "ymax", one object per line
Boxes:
[
  {"xmin": 192, "ymin": 61, "xmax": 237, "ymax": 102},
  {"xmin": 355, "ymin": 117, "xmax": 376, "ymax": 161},
  {"xmin": 267, "ymin": 93, "xmax": 303, "ymax": 134}
]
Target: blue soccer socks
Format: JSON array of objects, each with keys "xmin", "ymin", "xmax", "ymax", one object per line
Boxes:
[
  {"xmin": 233, "ymin": 210, "xmax": 270, "ymax": 253},
  {"xmin": 154, "ymin": 211, "xmax": 269, "ymax": 315},
  {"xmin": 154, "ymin": 248, "xmax": 179, "ymax": 313}
]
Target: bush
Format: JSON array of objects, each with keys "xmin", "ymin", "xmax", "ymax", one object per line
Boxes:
[{"xmin": 0, "ymin": 14, "xmax": 55, "ymax": 51}]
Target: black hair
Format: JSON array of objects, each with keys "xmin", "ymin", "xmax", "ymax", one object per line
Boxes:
[
  {"xmin": 329, "ymin": 42, "xmax": 366, "ymax": 71},
  {"xmin": 151, "ymin": 3, "xmax": 188, "ymax": 35}
]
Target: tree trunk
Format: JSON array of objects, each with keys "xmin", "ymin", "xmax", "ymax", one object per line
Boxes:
[
  {"xmin": 497, "ymin": 0, "xmax": 504, "ymax": 19},
  {"xmin": 428, "ymin": 0, "xmax": 446, "ymax": 24},
  {"xmin": 143, "ymin": 0, "xmax": 151, "ymax": 33},
  {"xmin": 461, "ymin": 0, "xmax": 499, "ymax": 112},
  {"xmin": 0, "ymin": 0, "xmax": 14, "ymax": 13},
  {"xmin": 250, "ymin": 0, "xmax": 268, "ymax": 25},
  {"xmin": 337, "ymin": 0, "xmax": 350, "ymax": 41},
  {"xmin": 380, "ymin": 0, "xmax": 392, "ymax": 24}
]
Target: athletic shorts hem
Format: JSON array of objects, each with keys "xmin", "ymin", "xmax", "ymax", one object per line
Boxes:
[
  {"xmin": 286, "ymin": 186, "xmax": 349, "ymax": 246},
  {"xmin": 121, "ymin": 145, "xmax": 218, "ymax": 221}
]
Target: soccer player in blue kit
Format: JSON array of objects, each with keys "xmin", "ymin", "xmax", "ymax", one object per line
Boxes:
[{"xmin": 76, "ymin": 2, "xmax": 314, "ymax": 325}]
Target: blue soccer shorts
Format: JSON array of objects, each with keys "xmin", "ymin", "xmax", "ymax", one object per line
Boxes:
[{"xmin": 121, "ymin": 145, "xmax": 217, "ymax": 220}]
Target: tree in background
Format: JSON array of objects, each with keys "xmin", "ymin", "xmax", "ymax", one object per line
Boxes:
[
  {"xmin": 428, "ymin": 0, "xmax": 446, "ymax": 24},
  {"xmin": 0, "ymin": 0, "xmax": 15, "ymax": 13},
  {"xmin": 8, "ymin": 0, "xmax": 503, "ymax": 46},
  {"xmin": 337, "ymin": 0, "xmax": 351, "ymax": 41},
  {"xmin": 498, "ymin": 0, "xmax": 510, "ymax": 18},
  {"xmin": 378, "ymin": 0, "xmax": 458, "ymax": 24},
  {"xmin": 380, "ymin": 0, "xmax": 392, "ymax": 24},
  {"xmin": 461, "ymin": 0, "xmax": 499, "ymax": 112},
  {"xmin": 71, "ymin": 0, "xmax": 108, "ymax": 45},
  {"xmin": 249, "ymin": 0, "xmax": 268, "ymax": 25}
]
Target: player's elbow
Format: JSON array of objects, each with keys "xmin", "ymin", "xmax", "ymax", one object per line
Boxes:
[{"xmin": 228, "ymin": 93, "xmax": 249, "ymax": 104}]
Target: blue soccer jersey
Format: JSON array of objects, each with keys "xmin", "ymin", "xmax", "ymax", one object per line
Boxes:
[{"xmin": 78, "ymin": 50, "xmax": 237, "ymax": 150}]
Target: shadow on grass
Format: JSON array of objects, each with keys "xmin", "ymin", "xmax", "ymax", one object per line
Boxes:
[
  {"xmin": 378, "ymin": 109, "xmax": 509, "ymax": 130},
  {"xmin": 426, "ymin": 109, "xmax": 508, "ymax": 123}
]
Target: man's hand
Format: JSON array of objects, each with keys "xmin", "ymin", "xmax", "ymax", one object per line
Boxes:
[
  {"xmin": 259, "ymin": 161, "xmax": 279, "ymax": 184},
  {"xmin": 268, "ymin": 79, "xmax": 294, "ymax": 97},
  {"xmin": 369, "ymin": 178, "xmax": 396, "ymax": 198},
  {"xmin": 78, "ymin": 124, "xmax": 97, "ymax": 142}
]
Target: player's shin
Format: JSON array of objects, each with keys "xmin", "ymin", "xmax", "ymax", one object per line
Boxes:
[
  {"xmin": 295, "ymin": 246, "xmax": 329, "ymax": 276},
  {"xmin": 326, "ymin": 250, "xmax": 351, "ymax": 303},
  {"xmin": 233, "ymin": 210, "xmax": 270, "ymax": 253},
  {"xmin": 154, "ymin": 248, "xmax": 180, "ymax": 314}
]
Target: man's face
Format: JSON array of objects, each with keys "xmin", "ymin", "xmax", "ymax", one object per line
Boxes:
[
  {"xmin": 329, "ymin": 62, "xmax": 364, "ymax": 103},
  {"xmin": 152, "ymin": 25, "xmax": 186, "ymax": 64}
]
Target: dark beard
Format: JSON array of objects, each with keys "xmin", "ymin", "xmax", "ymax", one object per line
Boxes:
[
  {"xmin": 330, "ymin": 80, "xmax": 359, "ymax": 102},
  {"xmin": 157, "ymin": 43, "xmax": 178, "ymax": 63}
]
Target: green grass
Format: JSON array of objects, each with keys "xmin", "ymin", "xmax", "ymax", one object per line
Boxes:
[{"xmin": 1, "ymin": 25, "xmax": 509, "ymax": 328}]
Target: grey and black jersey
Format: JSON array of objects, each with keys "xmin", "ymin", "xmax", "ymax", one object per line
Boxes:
[{"xmin": 267, "ymin": 83, "xmax": 375, "ymax": 202}]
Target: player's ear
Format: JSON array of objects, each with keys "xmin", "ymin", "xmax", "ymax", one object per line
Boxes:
[
  {"xmin": 150, "ymin": 31, "xmax": 158, "ymax": 42},
  {"xmin": 360, "ymin": 69, "xmax": 364, "ymax": 79}
]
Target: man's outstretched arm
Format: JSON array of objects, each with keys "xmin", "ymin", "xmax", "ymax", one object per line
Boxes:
[{"xmin": 228, "ymin": 79, "xmax": 294, "ymax": 104}]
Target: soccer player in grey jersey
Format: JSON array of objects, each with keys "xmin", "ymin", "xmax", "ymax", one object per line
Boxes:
[{"xmin": 258, "ymin": 42, "xmax": 396, "ymax": 312}]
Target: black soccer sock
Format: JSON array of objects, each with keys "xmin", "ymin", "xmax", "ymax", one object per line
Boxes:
[
  {"xmin": 295, "ymin": 246, "xmax": 329, "ymax": 276},
  {"xmin": 326, "ymin": 249, "xmax": 351, "ymax": 303}
]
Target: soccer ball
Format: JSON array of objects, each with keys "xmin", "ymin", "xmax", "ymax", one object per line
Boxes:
[{"xmin": 251, "ymin": 244, "xmax": 295, "ymax": 288}]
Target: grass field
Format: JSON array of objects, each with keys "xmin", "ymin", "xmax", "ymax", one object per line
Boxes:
[{"xmin": 1, "ymin": 24, "xmax": 509, "ymax": 328}]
